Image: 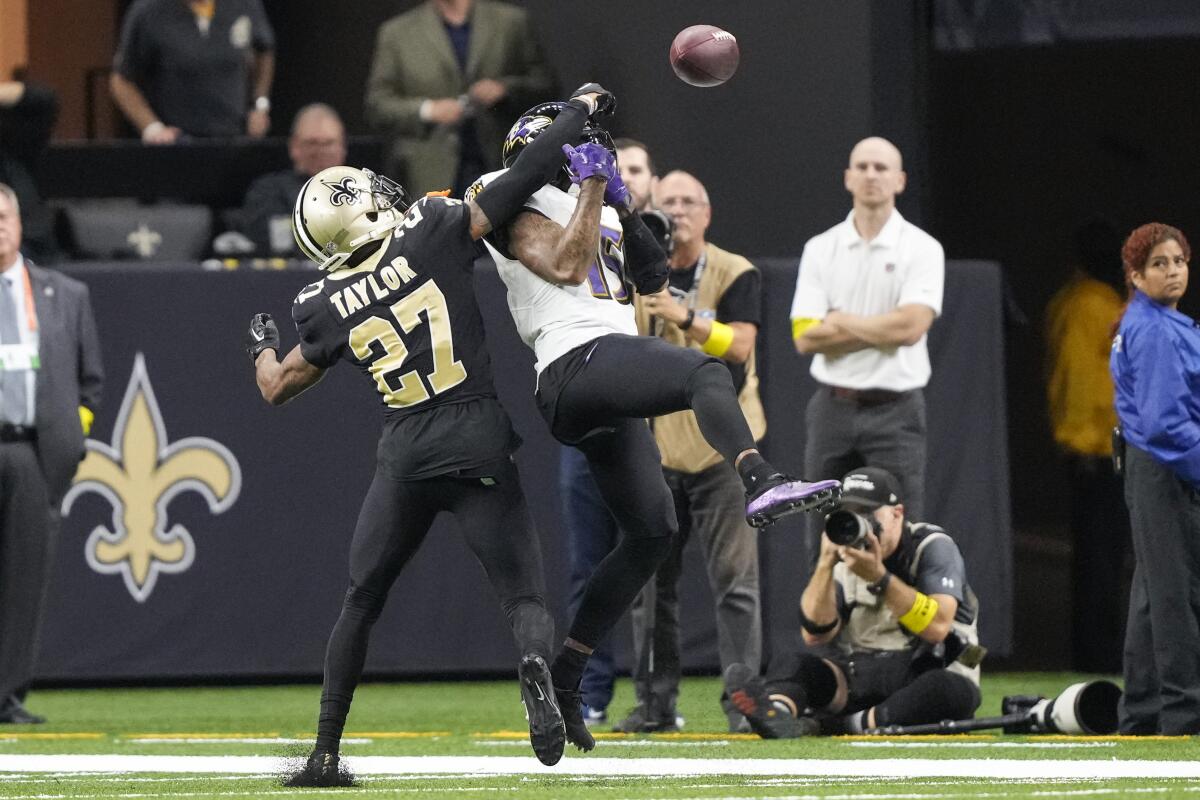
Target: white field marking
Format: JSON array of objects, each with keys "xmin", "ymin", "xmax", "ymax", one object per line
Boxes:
[
  {"xmin": 3, "ymin": 755, "xmax": 1200, "ymax": 780},
  {"xmin": 475, "ymin": 740, "xmax": 729, "ymax": 748},
  {"xmin": 662, "ymin": 786, "xmax": 1200, "ymax": 800},
  {"xmin": 656, "ymin": 787, "xmax": 1200, "ymax": 800},
  {"xmin": 123, "ymin": 738, "xmax": 371, "ymax": 746},
  {"xmin": 0, "ymin": 790, "xmax": 512, "ymax": 800},
  {"xmin": 849, "ymin": 742, "xmax": 1116, "ymax": 749},
  {"xmin": 0, "ymin": 784, "xmax": 1194, "ymax": 800},
  {"xmin": 0, "ymin": 776, "xmax": 270, "ymax": 785}
]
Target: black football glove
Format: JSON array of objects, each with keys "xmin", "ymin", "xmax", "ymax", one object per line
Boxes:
[
  {"xmin": 245, "ymin": 312, "xmax": 280, "ymax": 364},
  {"xmin": 569, "ymin": 82, "xmax": 616, "ymax": 120}
]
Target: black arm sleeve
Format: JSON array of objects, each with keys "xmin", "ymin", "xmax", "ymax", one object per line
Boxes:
[
  {"xmin": 620, "ymin": 210, "xmax": 669, "ymax": 295},
  {"xmin": 473, "ymin": 100, "xmax": 588, "ymax": 230}
]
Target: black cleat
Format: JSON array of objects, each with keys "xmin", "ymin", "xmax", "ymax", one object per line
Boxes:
[
  {"xmin": 518, "ymin": 654, "xmax": 566, "ymax": 766},
  {"xmin": 724, "ymin": 663, "xmax": 818, "ymax": 740},
  {"xmin": 282, "ymin": 749, "xmax": 354, "ymax": 787},
  {"xmin": 554, "ymin": 686, "xmax": 596, "ymax": 752}
]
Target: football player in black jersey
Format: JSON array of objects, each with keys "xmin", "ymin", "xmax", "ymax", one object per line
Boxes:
[{"xmin": 244, "ymin": 84, "xmax": 616, "ymax": 784}]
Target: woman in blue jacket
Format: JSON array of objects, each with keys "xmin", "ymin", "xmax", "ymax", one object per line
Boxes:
[{"xmin": 1110, "ymin": 222, "xmax": 1200, "ymax": 735}]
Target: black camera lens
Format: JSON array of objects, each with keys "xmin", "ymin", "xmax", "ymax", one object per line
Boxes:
[{"xmin": 826, "ymin": 509, "xmax": 871, "ymax": 548}]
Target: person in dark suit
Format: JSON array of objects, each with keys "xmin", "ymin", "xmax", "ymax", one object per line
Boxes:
[
  {"xmin": 0, "ymin": 183, "xmax": 103, "ymax": 724},
  {"xmin": 364, "ymin": 0, "xmax": 557, "ymax": 196}
]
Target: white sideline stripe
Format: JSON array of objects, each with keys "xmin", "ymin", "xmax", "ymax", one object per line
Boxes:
[{"xmin": 2, "ymin": 755, "xmax": 1200, "ymax": 779}]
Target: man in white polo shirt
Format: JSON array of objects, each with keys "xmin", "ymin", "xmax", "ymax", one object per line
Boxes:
[{"xmin": 790, "ymin": 137, "xmax": 944, "ymax": 530}]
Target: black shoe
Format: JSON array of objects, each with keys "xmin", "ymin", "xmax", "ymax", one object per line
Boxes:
[
  {"xmin": 0, "ymin": 696, "xmax": 44, "ymax": 725},
  {"xmin": 554, "ymin": 686, "xmax": 596, "ymax": 752},
  {"xmin": 612, "ymin": 703, "xmax": 680, "ymax": 733},
  {"xmin": 282, "ymin": 750, "xmax": 352, "ymax": 787},
  {"xmin": 724, "ymin": 663, "xmax": 817, "ymax": 739},
  {"xmin": 518, "ymin": 654, "xmax": 566, "ymax": 766}
]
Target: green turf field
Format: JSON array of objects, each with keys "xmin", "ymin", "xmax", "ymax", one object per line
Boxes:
[{"xmin": 1, "ymin": 672, "xmax": 1197, "ymax": 799}]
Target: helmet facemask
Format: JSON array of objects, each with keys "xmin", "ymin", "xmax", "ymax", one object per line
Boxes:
[
  {"xmin": 502, "ymin": 102, "xmax": 615, "ymax": 191},
  {"xmin": 293, "ymin": 166, "xmax": 415, "ymax": 272}
]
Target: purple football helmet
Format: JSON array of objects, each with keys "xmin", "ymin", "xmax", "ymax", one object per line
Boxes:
[{"xmin": 502, "ymin": 101, "xmax": 615, "ymax": 188}]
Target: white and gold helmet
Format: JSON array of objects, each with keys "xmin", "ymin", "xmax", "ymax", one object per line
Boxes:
[{"xmin": 292, "ymin": 166, "xmax": 414, "ymax": 271}]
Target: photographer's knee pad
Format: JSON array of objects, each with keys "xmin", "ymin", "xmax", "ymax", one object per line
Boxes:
[{"xmin": 766, "ymin": 653, "xmax": 838, "ymax": 711}]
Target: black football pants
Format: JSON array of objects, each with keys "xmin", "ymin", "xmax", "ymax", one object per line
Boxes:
[
  {"xmin": 536, "ymin": 333, "xmax": 758, "ymax": 650},
  {"xmin": 316, "ymin": 457, "xmax": 552, "ymax": 753}
]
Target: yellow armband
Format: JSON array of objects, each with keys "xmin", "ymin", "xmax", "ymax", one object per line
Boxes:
[
  {"xmin": 792, "ymin": 317, "xmax": 821, "ymax": 339},
  {"xmin": 701, "ymin": 320, "xmax": 735, "ymax": 357},
  {"xmin": 898, "ymin": 592, "xmax": 939, "ymax": 634},
  {"xmin": 79, "ymin": 405, "xmax": 94, "ymax": 436}
]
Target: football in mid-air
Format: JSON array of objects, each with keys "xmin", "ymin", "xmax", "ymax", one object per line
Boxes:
[{"xmin": 669, "ymin": 25, "xmax": 740, "ymax": 87}]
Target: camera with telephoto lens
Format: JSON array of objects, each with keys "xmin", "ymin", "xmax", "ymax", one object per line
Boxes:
[
  {"xmin": 1000, "ymin": 680, "xmax": 1121, "ymax": 734},
  {"xmin": 825, "ymin": 508, "xmax": 882, "ymax": 549}
]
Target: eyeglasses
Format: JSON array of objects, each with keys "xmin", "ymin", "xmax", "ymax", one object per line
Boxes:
[
  {"xmin": 296, "ymin": 138, "xmax": 343, "ymax": 150},
  {"xmin": 659, "ymin": 196, "xmax": 708, "ymax": 211}
]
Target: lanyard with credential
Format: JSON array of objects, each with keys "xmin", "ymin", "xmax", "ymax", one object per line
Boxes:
[
  {"xmin": 652, "ymin": 250, "xmax": 708, "ymax": 340},
  {"xmin": 683, "ymin": 250, "xmax": 708, "ymax": 310},
  {"xmin": 21, "ymin": 268, "xmax": 38, "ymax": 333}
]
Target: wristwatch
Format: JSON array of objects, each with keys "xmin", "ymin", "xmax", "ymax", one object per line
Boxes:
[
  {"xmin": 254, "ymin": 96, "xmax": 271, "ymax": 113},
  {"xmin": 866, "ymin": 572, "xmax": 892, "ymax": 596},
  {"xmin": 679, "ymin": 309, "xmax": 696, "ymax": 330}
]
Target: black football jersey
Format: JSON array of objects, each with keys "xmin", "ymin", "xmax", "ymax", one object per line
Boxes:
[{"xmin": 292, "ymin": 196, "xmax": 497, "ymax": 421}]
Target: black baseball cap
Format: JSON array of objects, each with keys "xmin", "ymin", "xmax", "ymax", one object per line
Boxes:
[{"xmin": 838, "ymin": 467, "xmax": 902, "ymax": 511}]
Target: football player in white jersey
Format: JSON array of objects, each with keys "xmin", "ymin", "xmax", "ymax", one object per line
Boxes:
[{"xmin": 468, "ymin": 104, "xmax": 842, "ymax": 751}]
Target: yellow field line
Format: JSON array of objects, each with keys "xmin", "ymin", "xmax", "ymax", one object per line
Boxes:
[
  {"xmin": 839, "ymin": 734, "xmax": 997, "ymax": 741},
  {"xmin": 343, "ymin": 732, "xmax": 448, "ymax": 738},
  {"xmin": 0, "ymin": 732, "xmax": 104, "ymax": 740},
  {"xmin": 477, "ymin": 730, "xmax": 756, "ymax": 741},
  {"xmin": 121, "ymin": 733, "xmax": 279, "ymax": 740}
]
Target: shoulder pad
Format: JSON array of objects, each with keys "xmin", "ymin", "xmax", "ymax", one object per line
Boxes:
[{"xmin": 464, "ymin": 169, "xmax": 507, "ymax": 204}]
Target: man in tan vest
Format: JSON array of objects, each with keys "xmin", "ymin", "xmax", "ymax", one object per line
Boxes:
[{"xmin": 615, "ymin": 170, "xmax": 766, "ymax": 733}]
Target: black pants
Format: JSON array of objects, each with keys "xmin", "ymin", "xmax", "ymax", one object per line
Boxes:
[
  {"xmin": 767, "ymin": 649, "xmax": 980, "ymax": 729},
  {"xmin": 1119, "ymin": 445, "xmax": 1200, "ymax": 735},
  {"xmin": 317, "ymin": 456, "xmax": 553, "ymax": 749},
  {"xmin": 0, "ymin": 441, "xmax": 52, "ymax": 701},
  {"xmin": 803, "ymin": 387, "xmax": 927, "ymax": 556},
  {"xmin": 1067, "ymin": 454, "xmax": 1130, "ymax": 673},
  {"xmin": 537, "ymin": 334, "xmax": 757, "ymax": 648},
  {"xmin": 630, "ymin": 463, "xmax": 761, "ymax": 724}
]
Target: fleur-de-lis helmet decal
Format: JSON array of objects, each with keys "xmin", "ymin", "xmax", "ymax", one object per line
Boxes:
[{"xmin": 62, "ymin": 354, "xmax": 242, "ymax": 602}]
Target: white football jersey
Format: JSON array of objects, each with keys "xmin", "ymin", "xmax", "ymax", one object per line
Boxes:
[{"xmin": 473, "ymin": 170, "xmax": 636, "ymax": 374}]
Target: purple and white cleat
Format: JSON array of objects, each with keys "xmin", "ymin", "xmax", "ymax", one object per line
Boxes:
[{"xmin": 746, "ymin": 478, "xmax": 841, "ymax": 528}]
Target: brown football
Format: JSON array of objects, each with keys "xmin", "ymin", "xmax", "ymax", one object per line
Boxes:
[{"xmin": 669, "ymin": 25, "xmax": 740, "ymax": 87}]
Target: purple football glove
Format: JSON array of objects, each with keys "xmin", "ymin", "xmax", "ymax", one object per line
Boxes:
[
  {"xmin": 562, "ymin": 142, "xmax": 616, "ymax": 184},
  {"xmin": 604, "ymin": 171, "xmax": 631, "ymax": 209}
]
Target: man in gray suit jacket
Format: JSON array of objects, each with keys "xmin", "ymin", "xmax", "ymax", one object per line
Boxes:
[
  {"xmin": 365, "ymin": 0, "xmax": 557, "ymax": 196},
  {"xmin": 0, "ymin": 183, "xmax": 103, "ymax": 724}
]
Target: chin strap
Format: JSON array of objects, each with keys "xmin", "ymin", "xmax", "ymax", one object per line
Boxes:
[{"xmin": 322, "ymin": 209, "xmax": 403, "ymax": 272}]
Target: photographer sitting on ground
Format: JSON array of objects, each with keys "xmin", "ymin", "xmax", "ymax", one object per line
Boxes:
[{"xmin": 725, "ymin": 467, "xmax": 982, "ymax": 737}]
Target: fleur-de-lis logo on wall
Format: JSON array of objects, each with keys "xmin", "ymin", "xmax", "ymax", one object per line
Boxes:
[{"xmin": 61, "ymin": 354, "xmax": 242, "ymax": 602}]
